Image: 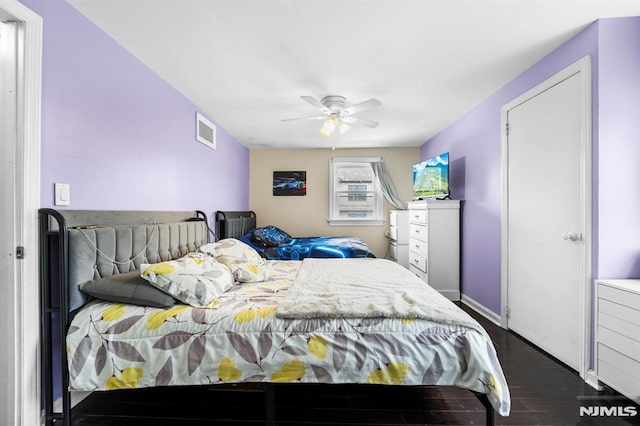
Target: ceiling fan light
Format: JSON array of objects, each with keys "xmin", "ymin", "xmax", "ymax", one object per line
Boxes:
[
  {"xmin": 320, "ymin": 117, "xmax": 337, "ymax": 136},
  {"xmin": 337, "ymin": 121, "xmax": 350, "ymax": 135}
]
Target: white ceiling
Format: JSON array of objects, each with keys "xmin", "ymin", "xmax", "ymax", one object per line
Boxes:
[{"xmin": 68, "ymin": 0, "xmax": 640, "ymax": 150}]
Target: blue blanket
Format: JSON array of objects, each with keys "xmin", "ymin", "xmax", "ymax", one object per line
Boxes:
[{"xmin": 240, "ymin": 226, "xmax": 375, "ymax": 260}]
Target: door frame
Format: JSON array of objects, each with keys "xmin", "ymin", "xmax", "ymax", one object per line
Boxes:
[
  {"xmin": 0, "ymin": 0, "xmax": 42, "ymax": 424},
  {"xmin": 500, "ymin": 56, "xmax": 592, "ymax": 382}
]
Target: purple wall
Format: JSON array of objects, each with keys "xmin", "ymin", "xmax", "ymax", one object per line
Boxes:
[
  {"xmin": 20, "ymin": 0, "xmax": 249, "ymax": 223},
  {"xmin": 422, "ymin": 16, "xmax": 640, "ymax": 316},
  {"xmin": 596, "ymin": 18, "xmax": 640, "ymax": 279},
  {"xmin": 421, "ymin": 22, "xmax": 600, "ymax": 314}
]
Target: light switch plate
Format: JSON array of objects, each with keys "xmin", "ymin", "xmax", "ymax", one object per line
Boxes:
[{"xmin": 54, "ymin": 183, "xmax": 70, "ymax": 206}]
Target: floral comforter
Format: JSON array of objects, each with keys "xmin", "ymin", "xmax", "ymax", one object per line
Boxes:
[{"xmin": 66, "ymin": 260, "xmax": 510, "ymax": 416}]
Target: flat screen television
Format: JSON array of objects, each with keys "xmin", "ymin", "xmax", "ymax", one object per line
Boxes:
[{"xmin": 412, "ymin": 152, "xmax": 450, "ymax": 200}]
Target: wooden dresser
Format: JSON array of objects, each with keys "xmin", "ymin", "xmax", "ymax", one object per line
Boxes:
[{"xmin": 595, "ymin": 279, "xmax": 640, "ymax": 403}]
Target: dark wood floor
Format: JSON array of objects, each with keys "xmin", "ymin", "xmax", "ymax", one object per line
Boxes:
[{"xmin": 71, "ymin": 304, "xmax": 640, "ymax": 425}]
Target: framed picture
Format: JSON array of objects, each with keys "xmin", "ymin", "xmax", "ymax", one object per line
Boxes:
[{"xmin": 273, "ymin": 171, "xmax": 306, "ymax": 196}]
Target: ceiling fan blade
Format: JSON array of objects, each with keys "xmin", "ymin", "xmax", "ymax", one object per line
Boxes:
[
  {"xmin": 343, "ymin": 98, "xmax": 381, "ymax": 115},
  {"xmin": 342, "ymin": 116, "xmax": 379, "ymax": 128},
  {"xmin": 281, "ymin": 115, "xmax": 327, "ymax": 122},
  {"xmin": 300, "ymin": 96, "xmax": 330, "ymax": 114}
]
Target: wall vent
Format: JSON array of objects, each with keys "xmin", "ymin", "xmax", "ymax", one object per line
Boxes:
[{"xmin": 196, "ymin": 112, "xmax": 216, "ymax": 150}]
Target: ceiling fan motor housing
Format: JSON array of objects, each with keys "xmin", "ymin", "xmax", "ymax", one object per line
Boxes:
[{"xmin": 321, "ymin": 95, "xmax": 347, "ymax": 113}]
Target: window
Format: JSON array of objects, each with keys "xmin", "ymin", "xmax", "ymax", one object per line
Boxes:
[{"xmin": 329, "ymin": 157, "xmax": 384, "ymax": 226}]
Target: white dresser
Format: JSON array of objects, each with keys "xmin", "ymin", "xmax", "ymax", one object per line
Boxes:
[
  {"xmin": 595, "ymin": 279, "xmax": 640, "ymax": 403},
  {"xmin": 388, "ymin": 210, "xmax": 409, "ymax": 268},
  {"xmin": 407, "ymin": 200, "xmax": 460, "ymax": 301}
]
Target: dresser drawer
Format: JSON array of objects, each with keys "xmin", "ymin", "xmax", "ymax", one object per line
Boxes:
[
  {"xmin": 389, "ymin": 225, "xmax": 399, "ymax": 241},
  {"xmin": 599, "ymin": 283, "xmax": 640, "ymax": 311},
  {"xmin": 389, "ymin": 241, "xmax": 404, "ymax": 259},
  {"xmin": 389, "ymin": 241, "xmax": 398, "ymax": 260},
  {"xmin": 409, "ymin": 264, "xmax": 427, "ymax": 282},
  {"xmin": 409, "ymin": 239, "xmax": 426, "ymax": 254},
  {"xmin": 409, "ymin": 210, "xmax": 427, "ymax": 224},
  {"xmin": 410, "ymin": 224, "xmax": 427, "ymax": 241},
  {"xmin": 597, "ymin": 326, "xmax": 640, "ymax": 360},
  {"xmin": 598, "ymin": 310, "xmax": 640, "ymax": 341},
  {"xmin": 599, "ymin": 298, "xmax": 640, "ymax": 328},
  {"xmin": 389, "ymin": 211, "xmax": 400, "ymax": 226},
  {"xmin": 597, "ymin": 344, "xmax": 640, "ymax": 403},
  {"xmin": 409, "ymin": 251, "xmax": 427, "ymax": 272}
]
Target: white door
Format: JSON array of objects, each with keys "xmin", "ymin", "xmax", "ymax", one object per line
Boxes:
[
  {"xmin": 0, "ymin": 20, "xmax": 19, "ymax": 425},
  {"xmin": 504, "ymin": 60, "xmax": 590, "ymax": 372},
  {"xmin": 0, "ymin": 3, "xmax": 43, "ymax": 423}
]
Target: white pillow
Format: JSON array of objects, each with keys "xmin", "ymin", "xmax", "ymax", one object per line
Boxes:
[
  {"xmin": 197, "ymin": 238, "xmax": 264, "ymax": 267},
  {"xmin": 141, "ymin": 252, "xmax": 232, "ymax": 308}
]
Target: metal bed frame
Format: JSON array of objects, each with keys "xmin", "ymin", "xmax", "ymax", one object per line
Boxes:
[
  {"xmin": 39, "ymin": 208, "xmax": 496, "ymax": 426},
  {"xmin": 39, "ymin": 208, "xmax": 208, "ymax": 426},
  {"xmin": 215, "ymin": 210, "xmax": 256, "ymax": 240}
]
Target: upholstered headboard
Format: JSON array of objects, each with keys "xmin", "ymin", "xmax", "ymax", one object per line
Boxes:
[
  {"xmin": 215, "ymin": 210, "xmax": 256, "ymax": 240},
  {"xmin": 40, "ymin": 209, "xmax": 210, "ymax": 313}
]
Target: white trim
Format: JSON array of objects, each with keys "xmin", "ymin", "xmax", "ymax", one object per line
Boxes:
[
  {"xmin": 585, "ymin": 369, "xmax": 604, "ymax": 391},
  {"xmin": 327, "ymin": 220, "xmax": 385, "ymax": 227},
  {"xmin": 330, "ymin": 156, "xmax": 382, "ymax": 164},
  {"xmin": 0, "ymin": 1, "xmax": 42, "ymax": 425},
  {"xmin": 500, "ymin": 56, "xmax": 592, "ymax": 382},
  {"xmin": 460, "ymin": 294, "xmax": 502, "ymax": 326}
]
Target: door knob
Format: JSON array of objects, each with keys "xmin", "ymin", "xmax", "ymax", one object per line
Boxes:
[{"xmin": 562, "ymin": 232, "xmax": 582, "ymax": 241}]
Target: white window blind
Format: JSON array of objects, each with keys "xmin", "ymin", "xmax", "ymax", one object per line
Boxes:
[{"xmin": 328, "ymin": 157, "xmax": 384, "ymax": 226}]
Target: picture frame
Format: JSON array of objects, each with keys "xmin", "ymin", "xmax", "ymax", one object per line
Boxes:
[{"xmin": 273, "ymin": 171, "xmax": 306, "ymax": 196}]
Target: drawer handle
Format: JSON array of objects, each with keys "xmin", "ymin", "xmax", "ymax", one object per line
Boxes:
[{"xmin": 413, "ymin": 259, "xmax": 419, "ymax": 264}]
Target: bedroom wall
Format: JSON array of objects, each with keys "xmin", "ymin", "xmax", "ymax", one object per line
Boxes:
[
  {"xmin": 419, "ymin": 21, "xmax": 601, "ymax": 315},
  {"xmin": 596, "ymin": 17, "xmax": 640, "ymax": 279},
  {"xmin": 19, "ymin": 0, "xmax": 249, "ymax": 222},
  {"xmin": 249, "ymin": 147, "xmax": 419, "ymax": 257},
  {"xmin": 420, "ymin": 16, "xmax": 640, "ymax": 316}
]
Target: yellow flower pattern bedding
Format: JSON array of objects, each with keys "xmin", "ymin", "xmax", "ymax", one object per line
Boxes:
[{"xmin": 66, "ymin": 260, "xmax": 510, "ymax": 416}]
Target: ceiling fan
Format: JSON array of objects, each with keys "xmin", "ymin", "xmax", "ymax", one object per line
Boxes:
[{"xmin": 282, "ymin": 95, "xmax": 381, "ymax": 137}]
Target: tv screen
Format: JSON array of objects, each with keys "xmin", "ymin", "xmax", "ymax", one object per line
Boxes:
[{"xmin": 412, "ymin": 152, "xmax": 450, "ymax": 200}]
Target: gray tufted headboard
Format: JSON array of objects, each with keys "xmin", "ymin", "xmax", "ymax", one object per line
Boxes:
[
  {"xmin": 67, "ymin": 221, "xmax": 208, "ymax": 311},
  {"xmin": 40, "ymin": 209, "xmax": 210, "ymax": 313}
]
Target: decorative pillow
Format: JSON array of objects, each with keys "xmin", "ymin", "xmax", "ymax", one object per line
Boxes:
[
  {"xmin": 197, "ymin": 238, "xmax": 264, "ymax": 267},
  {"xmin": 252, "ymin": 226, "xmax": 292, "ymax": 247},
  {"xmin": 140, "ymin": 252, "xmax": 233, "ymax": 308},
  {"xmin": 79, "ymin": 271, "xmax": 177, "ymax": 308}
]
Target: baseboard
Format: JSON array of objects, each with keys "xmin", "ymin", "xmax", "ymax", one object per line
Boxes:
[
  {"xmin": 460, "ymin": 294, "xmax": 502, "ymax": 326},
  {"xmin": 584, "ymin": 369, "xmax": 604, "ymax": 390}
]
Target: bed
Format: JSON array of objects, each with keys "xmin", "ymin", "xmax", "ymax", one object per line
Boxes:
[
  {"xmin": 216, "ymin": 210, "xmax": 376, "ymax": 260},
  {"xmin": 40, "ymin": 209, "xmax": 510, "ymax": 426}
]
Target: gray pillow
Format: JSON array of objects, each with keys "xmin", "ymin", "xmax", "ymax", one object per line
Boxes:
[{"xmin": 79, "ymin": 271, "xmax": 177, "ymax": 308}]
